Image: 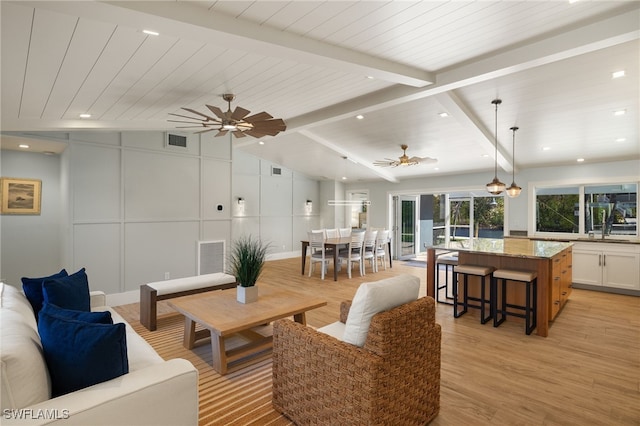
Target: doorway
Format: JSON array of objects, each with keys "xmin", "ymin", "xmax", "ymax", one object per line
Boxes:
[{"xmin": 393, "ymin": 195, "xmax": 419, "ymax": 260}]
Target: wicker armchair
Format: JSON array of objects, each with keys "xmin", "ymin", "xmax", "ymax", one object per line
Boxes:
[{"xmin": 272, "ymin": 297, "xmax": 441, "ymax": 425}]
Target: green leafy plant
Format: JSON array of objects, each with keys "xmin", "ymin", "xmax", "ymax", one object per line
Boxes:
[{"xmin": 228, "ymin": 235, "xmax": 269, "ymax": 287}]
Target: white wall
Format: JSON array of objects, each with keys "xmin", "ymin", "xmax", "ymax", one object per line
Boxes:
[
  {"xmin": 0, "ymin": 150, "xmax": 62, "ymax": 285},
  {"xmin": 1, "ymin": 131, "xmax": 321, "ymax": 298}
]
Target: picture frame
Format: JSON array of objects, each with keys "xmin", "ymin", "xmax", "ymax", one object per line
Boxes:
[{"xmin": 0, "ymin": 177, "xmax": 42, "ymax": 215}]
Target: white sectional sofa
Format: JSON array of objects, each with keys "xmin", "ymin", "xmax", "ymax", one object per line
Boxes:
[{"xmin": 0, "ymin": 282, "xmax": 199, "ymax": 425}]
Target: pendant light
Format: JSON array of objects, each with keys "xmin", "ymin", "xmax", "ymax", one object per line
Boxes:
[
  {"xmin": 506, "ymin": 126, "xmax": 522, "ymax": 198},
  {"xmin": 486, "ymin": 99, "xmax": 505, "ymax": 195}
]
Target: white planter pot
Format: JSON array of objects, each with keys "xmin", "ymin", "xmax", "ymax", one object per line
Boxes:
[{"xmin": 236, "ymin": 285, "xmax": 258, "ymax": 304}]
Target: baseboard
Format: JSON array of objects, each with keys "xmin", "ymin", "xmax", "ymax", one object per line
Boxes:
[
  {"xmin": 106, "ymin": 289, "xmax": 139, "ymax": 307},
  {"xmin": 572, "ymin": 283, "xmax": 640, "ymax": 297}
]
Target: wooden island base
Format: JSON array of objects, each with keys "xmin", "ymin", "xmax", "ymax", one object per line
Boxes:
[{"xmin": 427, "ymin": 238, "xmax": 573, "ymax": 337}]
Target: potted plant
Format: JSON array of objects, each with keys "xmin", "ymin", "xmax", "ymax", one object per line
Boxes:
[{"xmin": 228, "ymin": 235, "xmax": 269, "ymax": 303}]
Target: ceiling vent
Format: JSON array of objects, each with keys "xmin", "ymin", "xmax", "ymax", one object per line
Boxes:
[{"xmin": 271, "ymin": 166, "xmax": 282, "ymax": 176}]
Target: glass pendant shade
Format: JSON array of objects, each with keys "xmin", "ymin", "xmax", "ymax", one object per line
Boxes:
[
  {"xmin": 506, "ymin": 182, "xmax": 522, "ymax": 197},
  {"xmin": 506, "ymin": 126, "xmax": 521, "ymax": 198},
  {"xmin": 486, "ymin": 99, "xmax": 505, "ymax": 195}
]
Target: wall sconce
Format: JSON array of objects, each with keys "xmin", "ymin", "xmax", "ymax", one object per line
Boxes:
[
  {"xmin": 305, "ymin": 199, "xmax": 313, "ymax": 213},
  {"xmin": 306, "ymin": 200, "xmax": 312, "ymax": 207},
  {"xmin": 237, "ymin": 197, "xmax": 245, "ymax": 205}
]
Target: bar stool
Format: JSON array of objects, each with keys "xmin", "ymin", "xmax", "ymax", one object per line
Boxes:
[
  {"xmin": 435, "ymin": 252, "xmax": 458, "ymax": 305},
  {"xmin": 453, "ymin": 264, "xmax": 495, "ymax": 324},
  {"xmin": 492, "ymin": 269, "xmax": 537, "ymax": 335}
]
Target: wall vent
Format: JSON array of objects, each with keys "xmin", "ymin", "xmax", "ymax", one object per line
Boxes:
[
  {"xmin": 166, "ymin": 133, "xmax": 187, "ymax": 148},
  {"xmin": 197, "ymin": 240, "xmax": 225, "ymax": 275},
  {"xmin": 271, "ymin": 166, "xmax": 282, "ymax": 176}
]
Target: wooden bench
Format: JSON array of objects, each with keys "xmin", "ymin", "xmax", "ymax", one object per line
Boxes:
[{"xmin": 140, "ymin": 273, "xmax": 237, "ymax": 331}]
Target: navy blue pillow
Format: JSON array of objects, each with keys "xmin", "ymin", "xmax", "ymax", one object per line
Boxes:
[
  {"xmin": 40, "ymin": 303, "xmax": 113, "ymax": 325},
  {"xmin": 21, "ymin": 269, "xmax": 68, "ymax": 317},
  {"xmin": 43, "ymin": 268, "xmax": 90, "ymax": 312},
  {"xmin": 38, "ymin": 308, "xmax": 128, "ymax": 397}
]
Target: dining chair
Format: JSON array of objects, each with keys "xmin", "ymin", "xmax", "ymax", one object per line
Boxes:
[
  {"xmin": 338, "ymin": 228, "xmax": 352, "ymax": 237},
  {"xmin": 307, "ymin": 231, "xmax": 330, "ymax": 280},
  {"xmin": 325, "ymin": 228, "xmax": 339, "ymax": 238},
  {"xmin": 374, "ymin": 229, "xmax": 390, "ymax": 272},
  {"xmin": 338, "ymin": 231, "xmax": 365, "ymax": 278},
  {"xmin": 362, "ymin": 230, "xmax": 378, "ymax": 274}
]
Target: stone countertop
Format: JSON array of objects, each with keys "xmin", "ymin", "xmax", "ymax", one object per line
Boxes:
[
  {"xmin": 509, "ymin": 236, "xmax": 640, "ymax": 245},
  {"xmin": 433, "ymin": 238, "xmax": 573, "ymax": 259}
]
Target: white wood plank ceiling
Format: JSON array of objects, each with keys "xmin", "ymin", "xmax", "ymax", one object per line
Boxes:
[{"xmin": 1, "ymin": 1, "xmax": 638, "ymax": 183}]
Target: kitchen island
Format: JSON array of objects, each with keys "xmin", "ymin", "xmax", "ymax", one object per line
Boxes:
[{"xmin": 426, "ymin": 238, "xmax": 573, "ymax": 337}]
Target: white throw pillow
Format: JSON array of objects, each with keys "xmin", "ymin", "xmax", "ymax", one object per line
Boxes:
[{"xmin": 343, "ymin": 274, "xmax": 420, "ymax": 347}]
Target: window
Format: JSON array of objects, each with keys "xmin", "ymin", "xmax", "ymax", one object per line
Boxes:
[
  {"xmin": 536, "ymin": 187, "xmax": 579, "ymax": 234},
  {"xmin": 584, "ymin": 184, "xmax": 637, "ymax": 236},
  {"xmin": 534, "ymin": 182, "xmax": 638, "ymax": 237}
]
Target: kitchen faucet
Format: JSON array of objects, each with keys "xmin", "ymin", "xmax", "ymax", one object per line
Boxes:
[{"xmin": 601, "ymin": 210, "xmax": 607, "ymax": 239}]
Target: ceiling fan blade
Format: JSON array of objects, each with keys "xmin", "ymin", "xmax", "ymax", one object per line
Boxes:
[
  {"xmin": 214, "ymin": 130, "xmax": 229, "ymax": 137},
  {"xmin": 231, "ymin": 106, "xmax": 251, "ymax": 121},
  {"xmin": 243, "ymin": 111, "xmax": 273, "ymax": 122},
  {"xmin": 168, "ymin": 112, "xmax": 211, "ymax": 122},
  {"xmin": 252, "ymin": 118, "xmax": 286, "ymax": 131},
  {"xmin": 243, "ymin": 130, "xmax": 267, "ymax": 138},
  {"xmin": 205, "ymin": 105, "xmax": 226, "ymax": 120},
  {"xmin": 232, "ymin": 130, "xmax": 247, "ymax": 138},
  {"xmin": 181, "ymin": 107, "xmax": 219, "ymax": 122},
  {"xmin": 194, "ymin": 128, "xmax": 219, "ymax": 134},
  {"xmin": 167, "ymin": 119, "xmax": 208, "ymax": 125}
]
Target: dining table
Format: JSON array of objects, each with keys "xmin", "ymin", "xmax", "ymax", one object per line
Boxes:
[{"xmin": 300, "ymin": 235, "xmax": 392, "ymax": 281}]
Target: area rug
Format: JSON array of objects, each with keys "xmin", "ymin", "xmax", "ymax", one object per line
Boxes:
[{"xmin": 121, "ymin": 311, "xmax": 293, "ymax": 426}]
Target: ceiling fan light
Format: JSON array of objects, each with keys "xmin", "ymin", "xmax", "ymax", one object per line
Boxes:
[
  {"xmin": 222, "ymin": 123, "xmax": 237, "ymax": 130},
  {"xmin": 506, "ymin": 182, "xmax": 522, "ymax": 198},
  {"xmin": 486, "ymin": 177, "xmax": 506, "ymax": 195}
]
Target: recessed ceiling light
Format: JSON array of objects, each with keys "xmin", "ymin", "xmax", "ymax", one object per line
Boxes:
[
  {"xmin": 577, "ymin": 158, "xmax": 585, "ymax": 162},
  {"xmin": 542, "ymin": 146, "xmax": 551, "ymax": 151},
  {"xmin": 613, "ymin": 109, "xmax": 626, "ymax": 116},
  {"xmin": 79, "ymin": 113, "xmax": 91, "ymax": 118},
  {"xmin": 481, "ymin": 154, "xmax": 489, "ymax": 158},
  {"xmin": 434, "ymin": 167, "xmax": 439, "ymax": 171},
  {"xmin": 258, "ymin": 141, "xmax": 265, "ymax": 145},
  {"xmin": 18, "ymin": 144, "xmax": 29, "ymax": 149},
  {"xmin": 615, "ymin": 138, "xmax": 626, "ymax": 142},
  {"xmin": 569, "ymin": 0, "xmax": 580, "ymax": 4},
  {"xmin": 438, "ymin": 112, "xmax": 449, "ymax": 118},
  {"xmin": 341, "ymin": 176, "xmax": 347, "ymax": 180},
  {"xmin": 143, "ymin": 30, "xmax": 159, "ymax": 36},
  {"xmin": 612, "ymin": 70, "xmax": 625, "ymax": 79},
  {"xmin": 356, "ymin": 115, "xmax": 364, "ymax": 120},
  {"xmin": 366, "ymin": 76, "xmax": 374, "ymax": 80}
]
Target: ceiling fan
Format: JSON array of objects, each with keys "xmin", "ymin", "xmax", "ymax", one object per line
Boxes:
[
  {"xmin": 373, "ymin": 144, "xmax": 437, "ymax": 167},
  {"xmin": 168, "ymin": 94, "xmax": 286, "ymax": 138}
]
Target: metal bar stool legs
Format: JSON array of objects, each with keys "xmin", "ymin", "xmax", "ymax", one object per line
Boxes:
[
  {"xmin": 492, "ymin": 269, "xmax": 538, "ymax": 335},
  {"xmin": 436, "ymin": 253, "xmax": 458, "ymax": 305},
  {"xmin": 453, "ymin": 264, "xmax": 495, "ymax": 324}
]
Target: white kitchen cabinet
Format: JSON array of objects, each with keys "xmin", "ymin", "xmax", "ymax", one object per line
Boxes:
[{"xmin": 573, "ymin": 242, "xmax": 640, "ymax": 290}]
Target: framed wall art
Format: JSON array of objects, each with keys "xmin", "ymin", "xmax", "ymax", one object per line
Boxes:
[{"xmin": 0, "ymin": 177, "xmax": 42, "ymax": 215}]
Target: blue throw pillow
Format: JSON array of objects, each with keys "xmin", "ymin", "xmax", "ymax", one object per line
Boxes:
[
  {"xmin": 43, "ymin": 268, "xmax": 90, "ymax": 312},
  {"xmin": 38, "ymin": 309, "xmax": 128, "ymax": 397},
  {"xmin": 21, "ymin": 269, "xmax": 68, "ymax": 317},
  {"xmin": 40, "ymin": 303, "xmax": 113, "ymax": 325}
]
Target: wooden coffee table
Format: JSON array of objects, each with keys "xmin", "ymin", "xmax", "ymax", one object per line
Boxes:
[{"xmin": 167, "ymin": 285, "xmax": 326, "ymax": 374}]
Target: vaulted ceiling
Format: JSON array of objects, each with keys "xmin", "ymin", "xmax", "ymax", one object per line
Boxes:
[{"xmin": 1, "ymin": 1, "xmax": 638, "ymax": 183}]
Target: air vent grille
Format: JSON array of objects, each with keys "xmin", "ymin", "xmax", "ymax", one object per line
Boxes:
[
  {"xmin": 167, "ymin": 133, "xmax": 187, "ymax": 148},
  {"xmin": 271, "ymin": 166, "xmax": 282, "ymax": 176},
  {"xmin": 197, "ymin": 240, "xmax": 225, "ymax": 275}
]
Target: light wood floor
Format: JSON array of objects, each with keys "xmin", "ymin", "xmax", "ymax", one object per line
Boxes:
[{"xmin": 119, "ymin": 257, "xmax": 640, "ymax": 425}]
